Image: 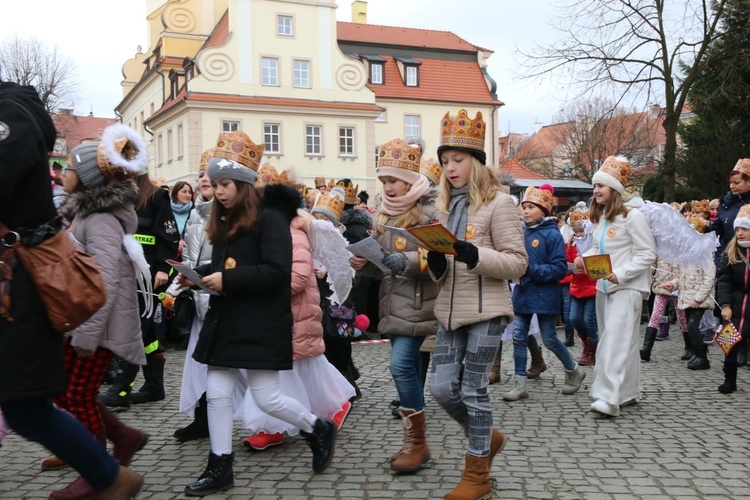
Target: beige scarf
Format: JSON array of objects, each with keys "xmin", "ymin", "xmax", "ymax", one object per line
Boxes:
[{"xmin": 379, "ymin": 175, "xmax": 430, "ymax": 216}]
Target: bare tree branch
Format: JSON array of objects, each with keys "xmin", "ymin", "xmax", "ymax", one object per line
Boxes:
[
  {"xmin": 0, "ymin": 35, "xmax": 78, "ymax": 113},
  {"xmin": 517, "ymin": 0, "xmax": 729, "ymax": 201}
]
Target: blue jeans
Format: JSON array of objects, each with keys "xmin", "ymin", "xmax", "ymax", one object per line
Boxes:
[
  {"xmin": 0, "ymin": 398, "xmax": 119, "ymax": 490},
  {"xmin": 513, "ymin": 313, "xmax": 576, "ymax": 375},
  {"xmin": 561, "ymin": 284, "xmax": 573, "ymax": 330},
  {"xmin": 390, "ymin": 335, "xmax": 426, "ymax": 411},
  {"xmin": 570, "ymin": 296, "xmax": 598, "ymax": 341}
]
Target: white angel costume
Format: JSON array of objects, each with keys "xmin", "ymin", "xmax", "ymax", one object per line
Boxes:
[{"xmin": 236, "ymin": 216, "xmax": 356, "ymax": 435}]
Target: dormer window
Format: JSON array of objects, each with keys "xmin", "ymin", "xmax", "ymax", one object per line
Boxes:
[
  {"xmin": 168, "ymin": 69, "xmax": 184, "ymax": 99},
  {"xmin": 360, "ymin": 54, "xmax": 386, "ymax": 85},
  {"xmin": 395, "ymin": 57, "xmax": 421, "ymax": 87}
]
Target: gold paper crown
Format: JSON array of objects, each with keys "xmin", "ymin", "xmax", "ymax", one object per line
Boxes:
[
  {"xmin": 327, "ymin": 179, "xmax": 359, "ymax": 205},
  {"xmin": 314, "ymin": 176, "xmax": 326, "ymax": 187},
  {"xmin": 256, "ymin": 163, "xmax": 291, "ymax": 186},
  {"xmin": 199, "ymin": 148, "xmax": 215, "ymax": 172},
  {"xmin": 691, "ymin": 199, "xmax": 710, "ymax": 213},
  {"xmin": 420, "ymin": 157, "xmax": 443, "ymax": 185},
  {"xmin": 738, "ymin": 204, "xmax": 750, "ymax": 220},
  {"xmin": 522, "ymin": 185, "xmax": 555, "ymax": 214},
  {"xmin": 440, "ymin": 109, "xmax": 485, "ymax": 152},
  {"xmin": 378, "ymin": 138, "xmax": 421, "ymax": 173},
  {"xmin": 599, "ymin": 156, "xmax": 632, "ymax": 187},
  {"xmin": 213, "ymin": 131, "xmax": 263, "ymax": 172},
  {"xmin": 313, "ymin": 188, "xmax": 345, "ymax": 221},
  {"xmin": 732, "ymin": 159, "xmax": 750, "ymax": 177},
  {"xmin": 569, "ymin": 210, "xmax": 589, "ymax": 227}
]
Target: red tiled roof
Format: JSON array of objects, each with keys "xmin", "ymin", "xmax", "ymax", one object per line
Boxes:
[
  {"xmin": 515, "ymin": 122, "xmax": 574, "ymax": 160},
  {"xmin": 204, "ymin": 10, "xmax": 229, "ymax": 48},
  {"xmin": 499, "ymin": 158, "xmax": 547, "ymax": 180},
  {"xmin": 51, "ymin": 114, "xmax": 118, "ymax": 157},
  {"xmin": 337, "ymin": 22, "xmax": 481, "ymax": 53},
  {"xmin": 148, "ymin": 91, "xmax": 383, "ymax": 122},
  {"xmin": 364, "ymin": 56, "xmax": 500, "ymax": 105}
]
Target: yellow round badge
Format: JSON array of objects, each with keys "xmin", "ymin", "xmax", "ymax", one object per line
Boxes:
[
  {"xmin": 394, "ymin": 237, "xmax": 408, "ymax": 251},
  {"xmin": 606, "ymin": 228, "xmax": 617, "ymax": 238},
  {"xmin": 531, "ymin": 239, "xmax": 540, "ymax": 248},
  {"xmin": 465, "ymin": 224, "xmax": 476, "ymax": 240},
  {"xmin": 224, "ymin": 257, "xmax": 237, "ymax": 270}
]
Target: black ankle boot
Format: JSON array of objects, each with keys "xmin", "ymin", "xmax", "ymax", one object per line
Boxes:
[
  {"xmin": 301, "ymin": 418, "xmax": 337, "ymax": 473},
  {"xmin": 99, "ymin": 360, "xmax": 139, "ymax": 408},
  {"xmin": 680, "ymin": 331, "xmax": 693, "ymax": 360},
  {"xmin": 131, "ymin": 354, "xmax": 166, "ymax": 404},
  {"xmin": 719, "ymin": 363, "xmax": 738, "ymax": 394},
  {"xmin": 564, "ymin": 329, "xmax": 575, "ymax": 347},
  {"xmin": 640, "ymin": 327, "xmax": 658, "ymax": 362},
  {"xmin": 185, "ymin": 451, "xmax": 234, "ymax": 496},
  {"xmin": 174, "ymin": 394, "xmax": 209, "ymax": 442}
]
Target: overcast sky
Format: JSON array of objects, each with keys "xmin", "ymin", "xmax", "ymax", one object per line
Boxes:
[{"xmin": 0, "ymin": 0, "xmax": 593, "ymax": 135}]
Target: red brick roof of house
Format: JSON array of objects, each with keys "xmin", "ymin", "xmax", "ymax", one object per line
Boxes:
[
  {"xmin": 204, "ymin": 10, "xmax": 229, "ymax": 48},
  {"xmin": 367, "ymin": 56, "xmax": 500, "ymax": 105},
  {"xmin": 514, "ymin": 122, "xmax": 574, "ymax": 161},
  {"xmin": 337, "ymin": 22, "xmax": 484, "ymax": 53},
  {"xmin": 148, "ymin": 91, "xmax": 383, "ymax": 123},
  {"xmin": 51, "ymin": 113, "xmax": 117, "ymax": 160},
  {"xmin": 499, "ymin": 158, "xmax": 548, "ymax": 180}
]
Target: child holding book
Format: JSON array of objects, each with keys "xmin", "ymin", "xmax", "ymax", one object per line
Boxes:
[
  {"xmin": 567, "ymin": 210, "xmax": 598, "ymax": 365},
  {"xmin": 715, "ymin": 204, "xmax": 750, "ymax": 394},
  {"xmin": 503, "ymin": 185, "xmax": 586, "ymax": 401},
  {"xmin": 426, "ymin": 110, "xmax": 528, "ymax": 499},
  {"xmin": 575, "ymin": 156, "xmax": 656, "ymax": 417},
  {"xmin": 349, "ymin": 137, "xmax": 439, "ymax": 473}
]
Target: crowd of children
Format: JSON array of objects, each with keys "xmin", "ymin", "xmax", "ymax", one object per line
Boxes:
[{"xmin": 5, "ymin": 93, "xmax": 750, "ymax": 500}]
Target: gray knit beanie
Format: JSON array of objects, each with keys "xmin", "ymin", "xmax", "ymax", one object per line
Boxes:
[{"xmin": 71, "ymin": 142, "xmax": 106, "ymax": 188}]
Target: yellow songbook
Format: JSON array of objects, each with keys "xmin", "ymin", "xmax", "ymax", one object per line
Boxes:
[
  {"xmin": 582, "ymin": 254, "xmax": 613, "ymax": 281},
  {"xmin": 380, "ymin": 222, "xmax": 459, "ymax": 254}
]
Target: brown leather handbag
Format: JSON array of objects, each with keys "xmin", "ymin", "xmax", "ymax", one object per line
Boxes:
[{"xmin": 0, "ymin": 218, "xmax": 106, "ymax": 333}]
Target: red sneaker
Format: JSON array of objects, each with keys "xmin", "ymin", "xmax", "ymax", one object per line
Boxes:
[
  {"xmin": 332, "ymin": 401, "xmax": 352, "ymax": 430},
  {"xmin": 243, "ymin": 432, "xmax": 284, "ymax": 450}
]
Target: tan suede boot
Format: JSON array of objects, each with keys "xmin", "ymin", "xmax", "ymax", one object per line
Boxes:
[
  {"xmin": 488, "ymin": 428, "xmax": 508, "ymax": 468},
  {"xmin": 390, "ymin": 408, "xmax": 430, "ymax": 473},
  {"xmin": 488, "ymin": 355, "xmax": 501, "ymax": 385},
  {"xmin": 526, "ymin": 337, "xmax": 547, "ymax": 379},
  {"xmin": 93, "ymin": 465, "xmax": 144, "ymax": 500},
  {"xmin": 444, "ymin": 454, "xmax": 492, "ymax": 500}
]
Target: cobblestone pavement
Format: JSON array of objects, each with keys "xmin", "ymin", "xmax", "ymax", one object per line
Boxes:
[{"xmin": 2, "ymin": 323, "xmax": 750, "ymax": 499}]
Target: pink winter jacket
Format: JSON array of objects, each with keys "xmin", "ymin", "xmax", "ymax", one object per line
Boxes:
[{"xmin": 290, "ymin": 214, "xmax": 325, "ymax": 361}]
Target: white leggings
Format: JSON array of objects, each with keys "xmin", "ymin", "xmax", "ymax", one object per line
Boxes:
[{"xmin": 206, "ymin": 367, "xmax": 317, "ymax": 455}]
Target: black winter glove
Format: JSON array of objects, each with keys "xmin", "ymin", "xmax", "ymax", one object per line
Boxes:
[
  {"xmin": 426, "ymin": 250, "xmax": 448, "ymax": 277},
  {"xmin": 453, "ymin": 241, "xmax": 479, "ymax": 269}
]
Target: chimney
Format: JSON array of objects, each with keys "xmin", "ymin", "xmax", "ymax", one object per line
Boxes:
[
  {"xmin": 351, "ymin": 0, "xmax": 367, "ymax": 24},
  {"xmin": 534, "ymin": 122, "xmax": 543, "ymax": 134},
  {"xmin": 59, "ymin": 108, "xmax": 73, "ymax": 115},
  {"xmin": 648, "ymin": 103, "xmax": 661, "ymax": 120}
]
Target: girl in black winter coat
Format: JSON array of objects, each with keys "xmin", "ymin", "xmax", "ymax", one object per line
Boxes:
[
  {"xmin": 715, "ymin": 204, "xmax": 750, "ymax": 394},
  {"xmin": 181, "ymin": 131, "xmax": 336, "ymax": 497}
]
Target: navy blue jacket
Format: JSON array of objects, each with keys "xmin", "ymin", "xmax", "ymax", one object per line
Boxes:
[
  {"xmin": 512, "ymin": 218, "xmax": 567, "ymax": 315},
  {"xmin": 709, "ymin": 190, "xmax": 750, "ymax": 265}
]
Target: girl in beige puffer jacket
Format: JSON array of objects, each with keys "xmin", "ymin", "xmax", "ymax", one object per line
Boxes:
[{"xmin": 424, "ymin": 110, "xmax": 528, "ymax": 500}]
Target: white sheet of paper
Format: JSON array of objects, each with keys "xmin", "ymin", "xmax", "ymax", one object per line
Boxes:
[
  {"xmin": 166, "ymin": 259, "xmax": 221, "ymax": 295},
  {"xmin": 346, "ymin": 237, "xmax": 391, "ymax": 273}
]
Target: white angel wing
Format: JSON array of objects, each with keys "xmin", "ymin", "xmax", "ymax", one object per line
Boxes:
[
  {"xmin": 122, "ymin": 234, "xmax": 154, "ymax": 317},
  {"xmin": 639, "ymin": 201, "xmax": 718, "ymax": 270},
  {"xmin": 308, "ymin": 219, "xmax": 355, "ymax": 305}
]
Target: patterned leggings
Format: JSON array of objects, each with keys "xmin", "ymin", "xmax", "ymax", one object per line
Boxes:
[
  {"xmin": 648, "ymin": 294, "xmax": 687, "ymax": 330},
  {"xmin": 52, "ymin": 338, "xmax": 113, "ymax": 435},
  {"xmin": 430, "ymin": 317, "xmax": 505, "ymax": 457}
]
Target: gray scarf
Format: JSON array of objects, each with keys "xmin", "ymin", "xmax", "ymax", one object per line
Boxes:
[{"xmin": 447, "ymin": 186, "xmax": 469, "ymax": 242}]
